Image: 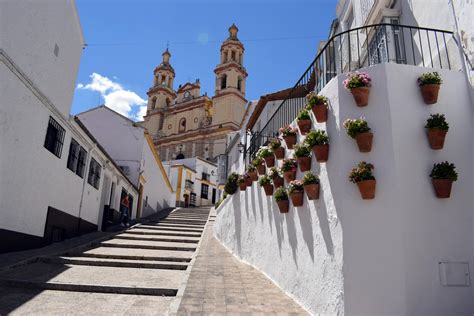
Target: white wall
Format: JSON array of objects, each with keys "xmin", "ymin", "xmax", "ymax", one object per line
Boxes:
[
  {"xmin": 214, "ymin": 63, "xmax": 473, "ymax": 315},
  {"xmin": 0, "ymin": 0, "xmax": 84, "ymax": 118}
]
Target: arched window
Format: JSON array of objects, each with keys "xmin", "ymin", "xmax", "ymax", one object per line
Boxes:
[
  {"xmin": 221, "ymin": 75, "xmax": 227, "ymax": 89},
  {"xmin": 176, "ymin": 153, "xmax": 185, "ymax": 160},
  {"xmin": 223, "ymin": 51, "xmax": 228, "ymax": 63},
  {"xmin": 179, "ymin": 118, "xmax": 186, "ymax": 133},
  {"xmin": 166, "ymin": 98, "xmax": 171, "ymax": 107},
  {"xmin": 151, "ymin": 97, "xmax": 157, "ymax": 109},
  {"xmin": 231, "ymin": 50, "xmax": 236, "ymax": 61},
  {"xmin": 237, "ymin": 77, "xmax": 242, "ymax": 91}
]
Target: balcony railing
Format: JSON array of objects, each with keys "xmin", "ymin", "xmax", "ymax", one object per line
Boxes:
[
  {"xmin": 185, "ymin": 179, "xmax": 194, "ymax": 190},
  {"xmin": 202, "ymin": 173, "xmax": 210, "ymax": 181},
  {"xmin": 246, "ymin": 23, "xmax": 459, "ymax": 160}
]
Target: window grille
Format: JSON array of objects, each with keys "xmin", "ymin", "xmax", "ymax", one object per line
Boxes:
[
  {"xmin": 44, "ymin": 116, "xmax": 65, "ymax": 158},
  {"xmin": 87, "ymin": 158, "xmax": 101, "ymax": 189},
  {"xmin": 77, "ymin": 147, "xmax": 87, "ymax": 178},
  {"xmin": 201, "ymin": 183, "xmax": 209, "ymax": 199},
  {"xmin": 67, "ymin": 138, "xmax": 87, "ymax": 178}
]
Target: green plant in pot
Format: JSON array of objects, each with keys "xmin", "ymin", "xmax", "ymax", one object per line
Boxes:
[
  {"xmin": 306, "ymin": 91, "xmax": 329, "ymax": 123},
  {"xmin": 258, "ymin": 175, "xmax": 274, "ymax": 196},
  {"xmin": 269, "ymin": 138, "xmax": 285, "ymax": 160},
  {"xmin": 302, "ymin": 171, "xmax": 320, "ymax": 200},
  {"xmin": 343, "ymin": 118, "xmax": 373, "ymax": 152},
  {"xmin": 237, "ymin": 175, "xmax": 247, "ymax": 191},
  {"xmin": 269, "ymin": 166, "xmax": 283, "ymax": 189},
  {"xmin": 343, "ymin": 71, "xmax": 372, "ymax": 107},
  {"xmin": 288, "ymin": 179, "xmax": 304, "ymax": 207},
  {"xmin": 279, "ymin": 125, "xmax": 298, "ymax": 149},
  {"xmin": 292, "ymin": 143, "xmax": 312, "ymax": 172},
  {"xmin": 348, "ymin": 161, "xmax": 376, "ymax": 199},
  {"xmin": 252, "ymin": 156, "xmax": 266, "ymax": 175},
  {"xmin": 274, "ymin": 187, "xmax": 289, "ymax": 213},
  {"xmin": 281, "ymin": 158, "xmax": 297, "ymax": 183},
  {"xmin": 224, "ymin": 172, "xmax": 239, "ymax": 195},
  {"xmin": 257, "ymin": 146, "xmax": 275, "ymax": 167},
  {"xmin": 244, "ymin": 173, "xmax": 252, "ymax": 187},
  {"xmin": 418, "ymin": 72, "xmax": 442, "ymax": 104},
  {"xmin": 425, "ymin": 113, "xmax": 449, "ymax": 150},
  {"xmin": 246, "ymin": 165, "xmax": 258, "ymax": 182},
  {"xmin": 304, "ymin": 129, "xmax": 330, "ymax": 162},
  {"xmin": 430, "ymin": 161, "xmax": 457, "ymax": 198},
  {"xmin": 296, "ymin": 109, "xmax": 312, "ymax": 135}
]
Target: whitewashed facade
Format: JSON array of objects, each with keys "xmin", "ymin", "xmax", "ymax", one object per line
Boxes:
[{"xmin": 77, "ymin": 106, "xmax": 175, "ymax": 218}]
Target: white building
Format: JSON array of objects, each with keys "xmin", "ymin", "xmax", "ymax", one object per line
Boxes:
[
  {"xmin": 0, "ymin": 0, "xmax": 138, "ymax": 253},
  {"xmin": 77, "ymin": 106, "xmax": 175, "ymax": 218},
  {"xmin": 163, "ymin": 157, "xmax": 219, "ymax": 207},
  {"xmin": 215, "ymin": 1, "xmax": 474, "ymax": 314}
]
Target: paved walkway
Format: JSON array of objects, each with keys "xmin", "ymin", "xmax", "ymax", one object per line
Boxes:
[{"xmin": 176, "ymin": 214, "xmax": 308, "ymax": 315}]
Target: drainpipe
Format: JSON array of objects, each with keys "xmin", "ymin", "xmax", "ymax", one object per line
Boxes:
[
  {"xmin": 449, "ymin": 0, "xmax": 472, "ymax": 88},
  {"xmin": 77, "ymin": 143, "xmax": 97, "ymax": 235}
]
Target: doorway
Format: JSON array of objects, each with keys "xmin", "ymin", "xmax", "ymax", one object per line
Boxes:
[{"xmin": 212, "ymin": 188, "xmax": 216, "ymax": 204}]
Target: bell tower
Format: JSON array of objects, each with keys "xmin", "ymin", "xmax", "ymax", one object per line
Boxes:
[
  {"xmin": 143, "ymin": 48, "xmax": 177, "ymax": 136},
  {"xmin": 212, "ymin": 24, "xmax": 248, "ymax": 127}
]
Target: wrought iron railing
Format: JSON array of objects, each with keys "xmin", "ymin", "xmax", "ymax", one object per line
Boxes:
[{"xmin": 246, "ymin": 23, "xmax": 459, "ymax": 160}]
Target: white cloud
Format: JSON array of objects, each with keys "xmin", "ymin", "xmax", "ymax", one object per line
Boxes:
[{"xmin": 77, "ymin": 73, "xmax": 146, "ymax": 121}]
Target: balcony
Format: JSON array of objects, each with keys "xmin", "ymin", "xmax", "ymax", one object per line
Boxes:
[
  {"xmin": 185, "ymin": 180, "xmax": 194, "ymax": 190},
  {"xmin": 201, "ymin": 173, "xmax": 210, "ymax": 181},
  {"xmin": 247, "ymin": 23, "xmax": 461, "ymax": 160}
]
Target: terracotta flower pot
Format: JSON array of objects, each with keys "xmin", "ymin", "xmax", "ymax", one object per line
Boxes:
[
  {"xmin": 432, "ymin": 179, "xmax": 453, "ymax": 198},
  {"xmin": 283, "ymin": 135, "xmax": 297, "ymax": 149},
  {"xmin": 356, "ymin": 179, "xmax": 376, "ymax": 199},
  {"xmin": 263, "ymin": 184, "xmax": 274, "ymax": 196},
  {"xmin": 304, "ymin": 183, "xmax": 320, "ymax": 200},
  {"xmin": 297, "ymin": 119, "xmax": 312, "ymax": 135},
  {"xmin": 272, "ymin": 176, "xmax": 284, "ymax": 189},
  {"xmin": 274, "ymin": 147, "xmax": 285, "ymax": 160},
  {"xmin": 427, "ymin": 128, "xmax": 447, "ymax": 150},
  {"xmin": 245, "ymin": 177, "xmax": 252, "ymax": 187},
  {"xmin": 264, "ymin": 156, "xmax": 275, "ymax": 167},
  {"xmin": 296, "ymin": 156, "xmax": 311, "ymax": 172},
  {"xmin": 257, "ymin": 164, "xmax": 266, "ymax": 175},
  {"xmin": 350, "ymin": 87, "xmax": 370, "ymax": 107},
  {"xmin": 277, "ymin": 200, "xmax": 289, "ymax": 213},
  {"xmin": 312, "ymin": 104, "xmax": 328, "ymax": 123},
  {"xmin": 239, "ymin": 183, "xmax": 246, "ymax": 191},
  {"xmin": 355, "ymin": 132, "xmax": 373, "ymax": 153},
  {"xmin": 313, "ymin": 144, "xmax": 329, "ymax": 162},
  {"xmin": 248, "ymin": 171, "xmax": 258, "ymax": 182},
  {"xmin": 283, "ymin": 170, "xmax": 296, "ymax": 183},
  {"xmin": 290, "ymin": 191, "xmax": 304, "ymax": 207},
  {"xmin": 420, "ymin": 84, "xmax": 440, "ymax": 105}
]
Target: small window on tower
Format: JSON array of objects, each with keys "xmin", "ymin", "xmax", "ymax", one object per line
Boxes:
[
  {"xmin": 179, "ymin": 118, "xmax": 186, "ymax": 133},
  {"xmin": 237, "ymin": 77, "xmax": 242, "ymax": 91},
  {"xmin": 231, "ymin": 51, "xmax": 236, "ymax": 61},
  {"xmin": 151, "ymin": 97, "xmax": 157, "ymax": 109},
  {"xmin": 221, "ymin": 75, "xmax": 227, "ymax": 89}
]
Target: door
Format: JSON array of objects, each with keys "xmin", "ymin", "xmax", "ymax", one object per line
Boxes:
[
  {"xmin": 98, "ymin": 175, "xmax": 111, "ymax": 231},
  {"xmin": 184, "ymin": 194, "xmax": 189, "ymax": 207},
  {"xmin": 212, "ymin": 188, "xmax": 217, "ymax": 204}
]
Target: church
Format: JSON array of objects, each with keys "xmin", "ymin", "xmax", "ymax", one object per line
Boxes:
[{"xmin": 142, "ymin": 24, "xmax": 248, "ymax": 162}]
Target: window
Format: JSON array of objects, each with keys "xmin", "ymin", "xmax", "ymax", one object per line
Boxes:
[
  {"xmin": 237, "ymin": 77, "xmax": 242, "ymax": 91},
  {"xmin": 221, "ymin": 75, "xmax": 227, "ymax": 89},
  {"xmin": 151, "ymin": 97, "xmax": 157, "ymax": 109},
  {"xmin": 231, "ymin": 50, "xmax": 236, "ymax": 61},
  {"xmin": 201, "ymin": 183, "xmax": 209, "ymax": 199},
  {"xmin": 179, "ymin": 118, "xmax": 186, "ymax": 133},
  {"xmin": 87, "ymin": 158, "xmax": 101, "ymax": 189},
  {"xmin": 67, "ymin": 138, "xmax": 87, "ymax": 178},
  {"xmin": 44, "ymin": 116, "xmax": 65, "ymax": 158}
]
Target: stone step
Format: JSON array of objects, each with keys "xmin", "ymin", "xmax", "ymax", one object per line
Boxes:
[
  {"xmin": 114, "ymin": 234, "xmax": 199, "ymax": 243},
  {"xmin": 144, "ymin": 222, "xmax": 205, "ymax": 229},
  {"xmin": 133, "ymin": 226, "xmax": 203, "ymax": 233},
  {"xmin": 74, "ymin": 252, "xmax": 191, "ymax": 263},
  {"xmin": 0, "ymin": 263, "xmax": 183, "ymax": 296},
  {"xmin": 157, "ymin": 220, "xmax": 207, "ymax": 226},
  {"xmin": 165, "ymin": 215, "xmax": 209, "ymax": 219},
  {"xmin": 123, "ymin": 230, "xmax": 201, "ymax": 237},
  {"xmin": 82, "ymin": 246, "xmax": 194, "ymax": 261},
  {"xmin": 100, "ymin": 240, "xmax": 196, "ymax": 251},
  {"xmin": 40, "ymin": 256, "xmax": 188, "ymax": 270}
]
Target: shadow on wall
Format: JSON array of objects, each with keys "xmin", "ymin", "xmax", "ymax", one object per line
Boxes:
[{"xmin": 232, "ymin": 194, "xmax": 242, "ymax": 254}]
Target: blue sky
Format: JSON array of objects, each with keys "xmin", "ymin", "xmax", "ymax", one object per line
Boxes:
[{"xmin": 72, "ymin": 0, "xmax": 337, "ymax": 120}]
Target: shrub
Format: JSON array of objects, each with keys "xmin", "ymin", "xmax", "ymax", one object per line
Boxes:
[
  {"xmin": 224, "ymin": 172, "xmax": 239, "ymax": 195},
  {"xmin": 274, "ymin": 187, "xmax": 288, "ymax": 201},
  {"xmin": 257, "ymin": 146, "xmax": 274, "ymax": 158},
  {"xmin": 343, "ymin": 72, "xmax": 371, "ymax": 90},
  {"xmin": 269, "ymin": 138, "xmax": 282, "ymax": 150},
  {"xmin": 237, "ymin": 175, "xmax": 246, "ymax": 184},
  {"xmin": 306, "ymin": 91, "xmax": 328, "ymax": 107},
  {"xmin": 252, "ymin": 157, "xmax": 264, "ymax": 166},
  {"xmin": 304, "ymin": 130, "xmax": 329, "ymax": 147},
  {"xmin": 279, "ymin": 125, "xmax": 298, "ymax": 137},
  {"xmin": 281, "ymin": 158, "xmax": 297, "ymax": 172},
  {"xmin": 418, "ymin": 72, "xmax": 442, "ymax": 86},
  {"xmin": 348, "ymin": 161, "xmax": 375, "ymax": 183},
  {"xmin": 297, "ymin": 109, "xmax": 311, "ymax": 121},
  {"xmin": 302, "ymin": 171, "xmax": 320, "ymax": 185},
  {"xmin": 258, "ymin": 175, "xmax": 272, "ymax": 186},
  {"xmin": 430, "ymin": 161, "xmax": 458, "ymax": 181},
  {"xmin": 343, "ymin": 118, "xmax": 371, "ymax": 138},
  {"xmin": 288, "ymin": 180, "xmax": 304, "ymax": 193},
  {"xmin": 425, "ymin": 113, "xmax": 449, "ymax": 130},
  {"xmin": 247, "ymin": 164, "xmax": 256, "ymax": 172},
  {"xmin": 269, "ymin": 167, "xmax": 281, "ymax": 178},
  {"xmin": 293, "ymin": 143, "xmax": 311, "ymax": 158}
]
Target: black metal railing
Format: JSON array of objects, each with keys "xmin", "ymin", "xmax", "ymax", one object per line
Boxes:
[
  {"xmin": 185, "ymin": 179, "xmax": 194, "ymax": 190},
  {"xmin": 246, "ymin": 23, "xmax": 458, "ymax": 160}
]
